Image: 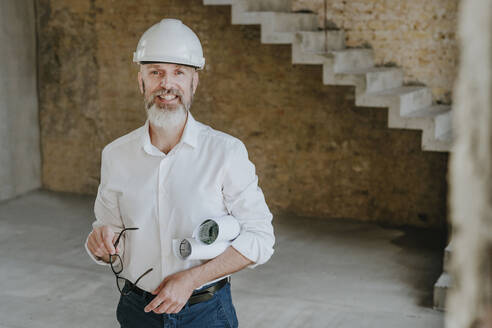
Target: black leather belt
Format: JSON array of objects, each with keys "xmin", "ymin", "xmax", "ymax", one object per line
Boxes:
[
  {"xmin": 188, "ymin": 277, "xmax": 229, "ymax": 305},
  {"xmin": 125, "ymin": 277, "xmax": 229, "ymax": 305}
]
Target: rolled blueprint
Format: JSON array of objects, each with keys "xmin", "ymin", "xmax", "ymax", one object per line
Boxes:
[
  {"xmin": 192, "ymin": 215, "xmax": 240, "ymax": 245},
  {"xmin": 172, "ymin": 238, "xmax": 230, "ymax": 260}
]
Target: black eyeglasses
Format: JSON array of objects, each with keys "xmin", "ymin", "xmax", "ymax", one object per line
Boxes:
[{"xmin": 110, "ymin": 227, "xmax": 153, "ymax": 296}]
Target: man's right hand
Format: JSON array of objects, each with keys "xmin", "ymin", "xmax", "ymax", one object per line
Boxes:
[{"xmin": 87, "ymin": 226, "xmax": 119, "ymax": 263}]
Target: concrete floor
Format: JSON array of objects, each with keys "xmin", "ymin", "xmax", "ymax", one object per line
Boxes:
[{"xmin": 0, "ymin": 190, "xmax": 444, "ymax": 328}]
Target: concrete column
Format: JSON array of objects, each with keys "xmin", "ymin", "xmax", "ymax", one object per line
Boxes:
[
  {"xmin": 0, "ymin": 0, "xmax": 41, "ymax": 201},
  {"xmin": 447, "ymin": 0, "xmax": 492, "ymax": 327}
]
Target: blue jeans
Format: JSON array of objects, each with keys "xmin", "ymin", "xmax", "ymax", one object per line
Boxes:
[{"xmin": 116, "ymin": 281, "xmax": 238, "ymax": 328}]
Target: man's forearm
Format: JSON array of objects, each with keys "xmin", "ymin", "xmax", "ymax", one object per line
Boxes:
[
  {"xmin": 188, "ymin": 246, "xmax": 253, "ymax": 288},
  {"xmin": 146, "ymin": 245, "xmax": 254, "ymax": 314}
]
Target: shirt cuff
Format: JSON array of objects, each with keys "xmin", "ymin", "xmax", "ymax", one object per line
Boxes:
[
  {"xmin": 84, "ymin": 235, "xmax": 110, "ymax": 266},
  {"xmin": 231, "ymin": 232, "xmax": 274, "ymax": 269}
]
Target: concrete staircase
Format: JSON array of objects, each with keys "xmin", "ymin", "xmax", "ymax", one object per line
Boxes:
[
  {"xmin": 434, "ymin": 241, "xmax": 452, "ymax": 310},
  {"xmin": 202, "ymin": 0, "xmax": 453, "ymax": 152}
]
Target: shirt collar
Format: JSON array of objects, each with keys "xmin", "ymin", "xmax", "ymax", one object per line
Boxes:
[
  {"xmin": 141, "ymin": 111, "xmax": 199, "ymax": 155},
  {"xmin": 180, "ymin": 111, "xmax": 199, "ymax": 148}
]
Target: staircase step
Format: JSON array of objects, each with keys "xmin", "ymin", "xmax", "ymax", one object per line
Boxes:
[
  {"xmin": 260, "ymin": 13, "xmax": 319, "ymax": 44},
  {"xmin": 404, "ymin": 105, "xmax": 453, "ymax": 141},
  {"xmin": 232, "ymin": 5, "xmax": 318, "ymax": 27},
  {"xmin": 432, "ymin": 241, "xmax": 453, "ymax": 310},
  {"xmin": 322, "ymin": 67, "xmax": 404, "ymax": 98},
  {"xmin": 422, "ymin": 134, "xmax": 452, "ymax": 152},
  {"xmin": 387, "ymin": 105, "xmax": 441, "ymax": 130},
  {"xmin": 358, "ymin": 87, "xmax": 441, "ymax": 150},
  {"xmin": 232, "ymin": 2, "xmax": 263, "ymax": 25},
  {"xmin": 203, "ymin": 0, "xmax": 234, "ymax": 5},
  {"xmin": 292, "ymin": 31, "xmax": 346, "ymax": 64},
  {"xmin": 243, "ymin": 0, "xmax": 292, "ymax": 12},
  {"xmin": 358, "ymin": 86, "xmax": 432, "ymax": 114},
  {"xmin": 403, "ymin": 104, "xmax": 450, "ymax": 118},
  {"xmin": 341, "ymin": 67, "xmax": 404, "ymax": 93},
  {"xmin": 321, "ymin": 49, "xmax": 374, "ymax": 85},
  {"xmin": 434, "ymin": 272, "xmax": 451, "ymax": 311},
  {"xmin": 231, "ymin": 9, "xmax": 319, "ymax": 44},
  {"xmin": 400, "ymin": 105, "xmax": 452, "ymax": 151},
  {"xmin": 330, "ymin": 49, "xmax": 374, "ymax": 73},
  {"xmin": 435, "ymin": 110, "xmax": 453, "ymax": 142},
  {"xmin": 443, "ymin": 241, "xmax": 453, "ymax": 273},
  {"xmin": 264, "ymin": 13, "xmax": 319, "ymax": 43},
  {"xmin": 363, "ymin": 67, "xmax": 404, "ymax": 93},
  {"xmin": 297, "ymin": 30, "xmax": 346, "ymax": 52}
]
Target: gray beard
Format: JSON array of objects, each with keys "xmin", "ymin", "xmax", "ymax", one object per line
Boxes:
[
  {"xmin": 146, "ymin": 103, "xmax": 188, "ymax": 130},
  {"xmin": 142, "ymin": 79, "xmax": 194, "ymax": 131}
]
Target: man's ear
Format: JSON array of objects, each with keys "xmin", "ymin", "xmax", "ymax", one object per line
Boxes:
[
  {"xmin": 138, "ymin": 71, "xmax": 144, "ymax": 94},
  {"xmin": 192, "ymin": 70, "xmax": 199, "ymax": 94}
]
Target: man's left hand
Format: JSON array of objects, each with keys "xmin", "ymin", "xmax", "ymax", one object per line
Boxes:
[{"xmin": 144, "ymin": 270, "xmax": 196, "ymax": 314}]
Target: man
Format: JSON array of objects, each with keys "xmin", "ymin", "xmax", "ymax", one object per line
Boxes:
[{"xmin": 85, "ymin": 18, "xmax": 275, "ymax": 327}]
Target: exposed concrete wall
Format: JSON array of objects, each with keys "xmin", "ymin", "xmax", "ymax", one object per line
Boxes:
[
  {"xmin": 446, "ymin": 0, "xmax": 492, "ymax": 327},
  {"xmin": 292, "ymin": 0, "xmax": 458, "ymax": 104},
  {"xmin": 36, "ymin": 0, "xmax": 449, "ymax": 228},
  {"xmin": 0, "ymin": 1, "xmax": 41, "ymax": 201}
]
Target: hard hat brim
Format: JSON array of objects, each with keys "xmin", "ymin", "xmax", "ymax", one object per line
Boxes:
[
  {"xmin": 133, "ymin": 53, "xmax": 205, "ymax": 70},
  {"xmin": 139, "ymin": 61, "xmax": 200, "ymax": 70}
]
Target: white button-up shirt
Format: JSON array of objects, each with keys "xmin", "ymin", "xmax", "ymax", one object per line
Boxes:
[{"xmin": 85, "ymin": 112, "xmax": 275, "ymax": 292}]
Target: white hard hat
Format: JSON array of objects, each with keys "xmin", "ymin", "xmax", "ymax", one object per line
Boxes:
[{"xmin": 133, "ymin": 18, "xmax": 205, "ymax": 69}]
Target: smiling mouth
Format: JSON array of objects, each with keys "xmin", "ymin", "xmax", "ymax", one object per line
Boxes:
[{"xmin": 157, "ymin": 94, "xmax": 179, "ymax": 103}]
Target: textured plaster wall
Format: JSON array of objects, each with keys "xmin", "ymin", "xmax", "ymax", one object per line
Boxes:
[
  {"xmin": 0, "ymin": 0, "xmax": 41, "ymax": 201},
  {"xmin": 36, "ymin": 0, "xmax": 448, "ymax": 228},
  {"xmin": 292, "ymin": 0, "xmax": 458, "ymax": 104}
]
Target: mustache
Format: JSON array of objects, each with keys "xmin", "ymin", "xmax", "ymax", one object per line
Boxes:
[
  {"xmin": 152, "ymin": 88, "xmax": 183, "ymax": 97},
  {"xmin": 145, "ymin": 88, "xmax": 184, "ymax": 109}
]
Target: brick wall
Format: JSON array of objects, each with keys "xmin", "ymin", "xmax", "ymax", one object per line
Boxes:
[{"xmin": 36, "ymin": 0, "xmax": 449, "ymax": 227}]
